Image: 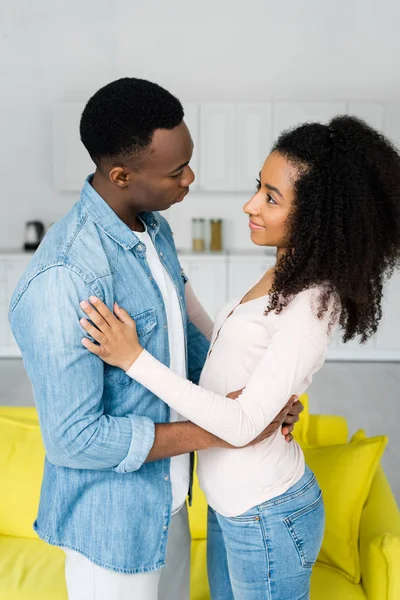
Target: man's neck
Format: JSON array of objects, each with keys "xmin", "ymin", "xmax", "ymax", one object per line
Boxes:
[{"xmin": 91, "ymin": 171, "xmax": 144, "ymax": 231}]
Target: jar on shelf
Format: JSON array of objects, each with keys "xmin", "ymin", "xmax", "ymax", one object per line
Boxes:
[
  {"xmin": 210, "ymin": 219, "xmax": 223, "ymax": 252},
  {"xmin": 192, "ymin": 218, "xmax": 206, "ymax": 252}
]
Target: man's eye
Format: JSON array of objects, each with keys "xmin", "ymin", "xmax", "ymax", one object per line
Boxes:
[{"xmin": 171, "ymin": 171, "xmax": 183, "ymax": 178}]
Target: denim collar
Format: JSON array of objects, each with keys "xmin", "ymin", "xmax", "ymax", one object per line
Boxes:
[{"xmin": 80, "ymin": 175, "xmax": 160, "ymax": 251}]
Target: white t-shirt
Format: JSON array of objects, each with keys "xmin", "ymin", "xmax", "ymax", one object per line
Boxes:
[{"xmin": 134, "ymin": 223, "xmax": 189, "ymax": 514}]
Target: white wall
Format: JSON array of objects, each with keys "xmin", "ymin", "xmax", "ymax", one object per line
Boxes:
[{"xmin": 1, "ymin": 0, "xmax": 400, "ymax": 250}]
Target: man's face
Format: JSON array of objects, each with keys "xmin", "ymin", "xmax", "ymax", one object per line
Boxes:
[{"xmin": 123, "ymin": 121, "xmax": 195, "ymax": 212}]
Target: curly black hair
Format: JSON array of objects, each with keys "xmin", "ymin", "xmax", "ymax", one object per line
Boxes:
[
  {"xmin": 80, "ymin": 77, "xmax": 184, "ymax": 166},
  {"xmin": 267, "ymin": 115, "xmax": 400, "ymax": 343}
]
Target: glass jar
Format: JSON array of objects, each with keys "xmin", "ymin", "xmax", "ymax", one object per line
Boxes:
[
  {"xmin": 192, "ymin": 218, "xmax": 206, "ymax": 252},
  {"xmin": 210, "ymin": 219, "xmax": 223, "ymax": 252}
]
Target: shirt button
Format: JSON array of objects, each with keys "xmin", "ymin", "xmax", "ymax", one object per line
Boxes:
[
  {"xmin": 164, "ymin": 475, "xmax": 169, "ymax": 481},
  {"xmin": 138, "ymin": 244, "xmax": 143, "ymax": 251},
  {"xmin": 151, "ymin": 222, "xmax": 157, "ymax": 228},
  {"xmin": 159, "ymin": 252, "xmax": 164, "ymax": 257},
  {"xmin": 149, "ymin": 276, "xmax": 153, "ymax": 281},
  {"xmin": 164, "ymin": 325, "xmax": 168, "ymax": 330},
  {"xmin": 163, "ymin": 525, "xmax": 168, "ymax": 531}
]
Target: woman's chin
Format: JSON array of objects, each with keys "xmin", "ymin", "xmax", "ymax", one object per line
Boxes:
[{"xmin": 250, "ymin": 231, "xmax": 271, "ymax": 247}]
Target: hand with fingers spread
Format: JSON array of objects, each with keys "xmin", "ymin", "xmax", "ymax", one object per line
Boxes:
[
  {"xmin": 79, "ymin": 296, "xmax": 143, "ymax": 372},
  {"xmin": 226, "ymin": 388, "xmax": 302, "ymax": 444}
]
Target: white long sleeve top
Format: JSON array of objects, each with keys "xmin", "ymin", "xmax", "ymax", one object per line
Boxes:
[{"xmin": 128, "ymin": 286, "xmax": 339, "ymax": 516}]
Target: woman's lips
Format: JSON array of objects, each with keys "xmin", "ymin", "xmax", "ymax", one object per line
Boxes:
[{"xmin": 249, "ymin": 219, "xmax": 265, "ymax": 231}]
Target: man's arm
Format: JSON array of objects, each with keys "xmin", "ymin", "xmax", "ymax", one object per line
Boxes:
[
  {"xmin": 9, "ymin": 267, "xmax": 154, "ymax": 473},
  {"xmin": 145, "ymin": 397, "xmax": 303, "ymax": 462}
]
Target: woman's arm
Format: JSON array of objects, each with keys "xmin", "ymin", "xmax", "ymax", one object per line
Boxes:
[
  {"xmin": 79, "ymin": 292, "xmax": 335, "ymax": 447},
  {"xmin": 185, "ymin": 281, "xmax": 214, "ymax": 341}
]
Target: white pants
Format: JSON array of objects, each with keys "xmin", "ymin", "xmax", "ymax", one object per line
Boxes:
[{"xmin": 64, "ymin": 504, "xmax": 191, "ymax": 600}]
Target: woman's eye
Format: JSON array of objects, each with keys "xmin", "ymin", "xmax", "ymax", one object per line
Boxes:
[
  {"xmin": 267, "ymin": 194, "xmax": 277, "ymax": 205},
  {"xmin": 255, "ymin": 178, "xmax": 261, "ymax": 190}
]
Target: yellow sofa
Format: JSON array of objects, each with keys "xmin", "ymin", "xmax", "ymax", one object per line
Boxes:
[{"xmin": 0, "ymin": 401, "xmax": 399, "ymax": 600}]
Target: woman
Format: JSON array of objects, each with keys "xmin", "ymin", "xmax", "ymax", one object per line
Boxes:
[{"xmin": 78, "ymin": 116, "xmax": 400, "ymax": 599}]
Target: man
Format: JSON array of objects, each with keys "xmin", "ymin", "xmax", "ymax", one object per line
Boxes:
[{"xmin": 9, "ymin": 78, "xmax": 302, "ymax": 600}]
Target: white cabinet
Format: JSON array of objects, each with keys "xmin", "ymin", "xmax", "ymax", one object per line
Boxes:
[
  {"xmin": 328, "ymin": 330, "xmax": 378, "ymax": 361},
  {"xmin": 273, "ymin": 102, "xmax": 347, "ymax": 138},
  {"xmin": 385, "ymin": 104, "xmax": 400, "ymax": 149},
  {"xmin": 236, "ymin": 104, "xmax": 273, "ymax": 191},
  {"xmin": 179, "ymin": 254, "xmax": 228, "ymax": 320},
  {"xmin": 0, "ymin": 255, "xmax": 31, "ymax": 357},
  {"xmin": 228, "ymin": 254, "xmax": 276, "ymax": 300},
  {"xmin": 375, "ymin": 271, "xmax": 400, "ymax": 355},
  {"xmin": 199, "ymin": 104, "xmax": 236, "ymax": 191},
  {"xmin": 199, "ymin": 103, "xmax": 273, "ymax": 192},
  {"xmin": 0, "ymin": 263, "xmax": 6, "ymax": 350},
  {"xmin": 327, "ymin": 270, "xmax": 400, "ymax": 361},
  {"xmin": 53, "ymin": 100, "xmax": 400, "ymax": 193},
  {"xmin": 347, "ymin": 102, "xmax": 385, "ymax": 131},
  {"xmin": 182, "ymin": 103, "xmax": 199, "ymax": 191}
]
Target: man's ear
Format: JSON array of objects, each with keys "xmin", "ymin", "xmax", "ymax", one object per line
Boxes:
[{"xmin": 109, "ymin": 166, "xmax": 131, "ymax": 188}]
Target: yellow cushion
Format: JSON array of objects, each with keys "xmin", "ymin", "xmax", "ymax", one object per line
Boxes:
[
  {"xmin": 0, "ymin": 413, "xmax": 44, "ymax": 539},
  {"xmin": 304, "ymin": 432, "xmax": 388, "ymax": 584},
  {"xmin": 0, "ymin": 535, "xmax": 67, "ymax": 600},
  {"xmin": 190, "ymin": 539, "xmax": 210, "ymax": 600},
  {"xmin": 292, "ymin": 393, "xmax": 309, "ymax": 446},
  {"xmin": 311, "ymin": 564, "xmax": 367, "ymax": 600}
]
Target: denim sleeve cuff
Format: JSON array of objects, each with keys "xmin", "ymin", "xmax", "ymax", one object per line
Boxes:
[{"xmin": 113, "ymin": 414, "xmax": 155, "ymax": 473}]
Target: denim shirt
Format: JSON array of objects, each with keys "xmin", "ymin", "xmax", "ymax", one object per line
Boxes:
[{"xmin": 9, "ymin": 177, "xmax": 210, "ymax": 573}]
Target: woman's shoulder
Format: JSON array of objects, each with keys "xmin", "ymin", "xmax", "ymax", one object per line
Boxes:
[{"xmin": 282, "ymin": 284, "xmax": 341, "ymax": 332}]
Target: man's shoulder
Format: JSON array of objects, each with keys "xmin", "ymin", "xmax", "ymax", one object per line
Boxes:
[{"xmin": 10, "ymin": 203, "xmax": 116, "ymax": 310}]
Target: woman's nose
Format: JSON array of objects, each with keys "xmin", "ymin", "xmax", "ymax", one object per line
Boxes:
[{"xmin": 243, "ymin": 193, "xmax": 261, "ymax": 215}]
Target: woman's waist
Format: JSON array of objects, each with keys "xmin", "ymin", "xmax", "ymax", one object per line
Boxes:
[
  {"xmin": 197, "ymin": 433, "xmax": 303, "ymax": 489},
  {"xmin": 196, "ymin": 438, "xmax": 305, "ymax": 516}
]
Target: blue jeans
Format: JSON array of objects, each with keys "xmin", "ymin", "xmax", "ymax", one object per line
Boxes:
[{"xmin": 207, "ymin": 466, "xmax": 324, "ymax": 600}]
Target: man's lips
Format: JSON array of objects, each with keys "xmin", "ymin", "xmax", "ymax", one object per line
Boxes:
[{"xmin": 175, "ymin": 190, "xmax": 189, "ymax": 202}]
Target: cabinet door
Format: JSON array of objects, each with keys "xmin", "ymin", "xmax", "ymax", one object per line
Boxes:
[
  {"xmin": 273, "ymin": 102, "xmax": 347, "ymax": 138},
  {"xmin": 199, "ymin": 104, "xmax": 236, "ymax": 191},
  {"xmin": 327, "ymin": 271, "xmax": 400, "ymax": 361},
  {"xmin": 186, "ymin": 257, "xmax": 228, "ymax": 320},
  {"xmin": 182, "ymin": 103, "xmax": 199, "ymax": 191},
  {"xmin": 4, "ymin": 257, "xmax": 31, "ymax": 355},
  {"xmin": 328, "ymin": 328, "xmax": 378, "ymax": 361},
  {"xmin": 236, "ymin": 104, "xmax": 273, "ymax": 192},
  {"xmin": 385, "ymin": 104, "xmax": 400, "ymax": 150},
  {"xmin": 375, "ymin": 270, "xmax": 400, "ymax": 357},
  {"xmin": 0, "ymin": 262, "xmax": 6, "ymax": 350},
  {"xmin": 347, "ymin": 102, "xmax": 384, "ymax": 131},
  {"xmin": 228, "ymin": 255, "xmax": 275, "ymax": 300}
]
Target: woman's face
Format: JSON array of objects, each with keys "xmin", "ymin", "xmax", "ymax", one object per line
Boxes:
[{"xmin": 243, "ymin": 151, "xmax": 297, "ymax": 249}]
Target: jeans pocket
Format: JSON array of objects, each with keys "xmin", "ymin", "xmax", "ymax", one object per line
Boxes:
[{"xmin": 284, "ymin": 490, "xmax": 324, "ymax": 568}]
